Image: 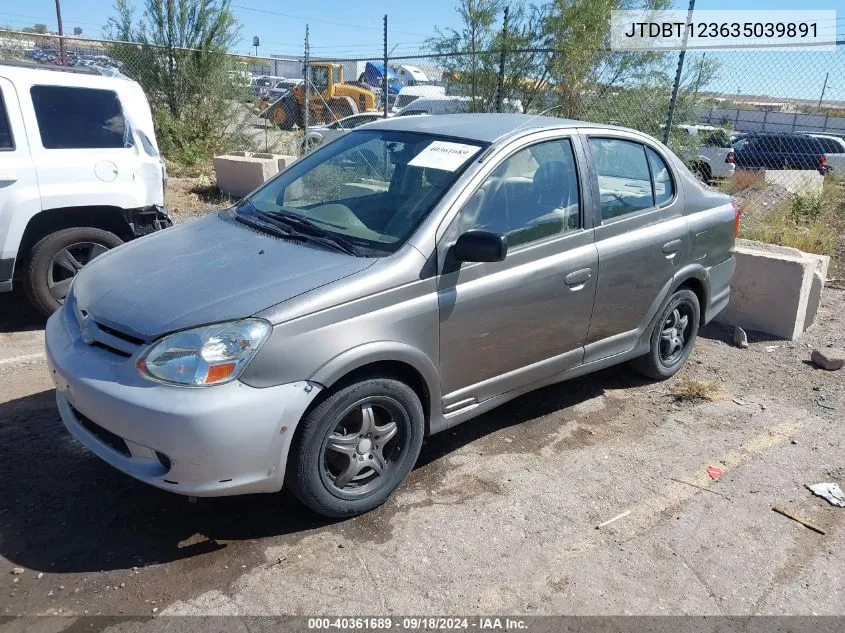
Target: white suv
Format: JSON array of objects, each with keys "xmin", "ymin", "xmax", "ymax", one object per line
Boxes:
[{"xmin": 0, "ymin": 62, "xmax": 170, "ymax": 316}]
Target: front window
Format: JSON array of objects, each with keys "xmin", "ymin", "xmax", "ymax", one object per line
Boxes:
[
  {"xmin": 312, "ymin": 67, "xmax": 329, "ymax": 91},
  {"xmin": 240, "ymin": 130, "xmax": 486, "ymax": 255}
]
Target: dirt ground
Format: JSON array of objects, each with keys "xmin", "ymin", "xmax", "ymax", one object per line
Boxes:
[
  {"xmin": 164, "ymin": 177, "xmax": 228, "ymax": 224},
  {"xmin": 1, "ymin": 184, "xmax": 843, "ymax": 618},
  {"xmin": 0, "ymin": 267, "xmax": 843, "ymax": 618}
]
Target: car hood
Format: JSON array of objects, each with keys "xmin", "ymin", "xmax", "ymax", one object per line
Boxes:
[{"xmin": 72, "ymin": 211, "xmax": 376, "ymax": 340}]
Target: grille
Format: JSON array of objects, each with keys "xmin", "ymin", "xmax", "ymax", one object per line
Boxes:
[
  {"xmin": 90, "ymin": 341, "xmax": 132, "ymax": 358},
  {"xmin": 71, "ymin": 406, "xmax": 131, "ymax": 457},
  {"xmin": 95, "ymin": 322, "xmax": 145, "ymax": 346},
  {"xmin": 72, "ymin": 299, "xmax": 144, "ymax": 358}
]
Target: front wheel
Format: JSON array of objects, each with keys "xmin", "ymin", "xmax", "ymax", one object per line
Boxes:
[
  {"xmin": 287, "ymin": 377, "xmax": 425, "ymax": 518},
  {"xmin": 630, "ymin": 288, "xmax": 700, "ymax": 380},
  {"xmin": 25, "ymin": 227, "xmax": 123, "ymax": 316}
]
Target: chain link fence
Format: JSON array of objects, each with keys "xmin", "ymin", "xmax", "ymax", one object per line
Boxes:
[{"xmin": 2, "ymin": 28, "xmax": 844, "ymax": 193}]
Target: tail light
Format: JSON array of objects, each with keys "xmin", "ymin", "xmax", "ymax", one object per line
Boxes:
[
  {"xmin": 732, "ymin": 202, "xmax": 741, "ymax": 239},
  {"xmin": 725, "ymin": 151, "xmax": 734, "ymax": 164},
  {"xmin": 819, "ymin": 155, "xmax": 827, "ymax": 167}
]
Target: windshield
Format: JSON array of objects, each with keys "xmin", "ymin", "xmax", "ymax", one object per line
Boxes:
[{"xmin": 241, "ymin": 130, "xmax": 486, "ymax": 255}]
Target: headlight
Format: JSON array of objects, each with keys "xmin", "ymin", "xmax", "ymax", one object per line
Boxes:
[{"xmin": 137, "ymin": 319, "xmax": 272, "ymax": 386}]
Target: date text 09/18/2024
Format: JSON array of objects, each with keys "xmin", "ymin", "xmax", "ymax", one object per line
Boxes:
[{"xmin": 306, "ymin": 617, "xmax": 528, "ymax": 630}]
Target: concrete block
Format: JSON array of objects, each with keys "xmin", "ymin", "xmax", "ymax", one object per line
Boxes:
[
  {"xmin": 213, "ymin": 154, "xmax": 279, "ymax": 198},
  {"xmin": 762, "ymin": 170, "xmax": 824, "ymax": 195},
  {"xmin": 716, "ymin": 239, "xmax": 829, "ymax": 340},
  {"xmin": 276, "ymin": 155, "xmax": 298, "ymax": 169},
  {"xmin": 249, "ymin": 152, "xmax": 298, "ymax": 171}
]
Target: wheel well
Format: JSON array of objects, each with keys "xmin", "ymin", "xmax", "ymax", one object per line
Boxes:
[
  {"xmin": 16, "ymin": 206, "xmax": 134, "ymax": 275},
  {"xmin": 310, "ymin": 361, "xmax": 432, "ymax": 435},
  {"xmin": 676, "ymin": 277, "xmax": 707, "ymax": 323}
]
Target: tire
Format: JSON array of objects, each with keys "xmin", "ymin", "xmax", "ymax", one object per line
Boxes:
[
  {"xmin": 630, "ymin": 288, "xmax": 701, "ymax": 380},
  {"xmin": 25, "ymin": 227, "xmax": 123, "ymax": 317},
  {"xmin": 287, "ymin": 377, "xmax": 425, "ymax": 518}
]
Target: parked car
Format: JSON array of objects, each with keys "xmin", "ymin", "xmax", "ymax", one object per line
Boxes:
[
  {"xmin": 45, "ymin": 114, "xmax": 737, "ymax": 517},
  {"xmin": 265, "ymin": 78, "xmax": 303, "ymax": 103},
  {"xmin": 252, "ymin": 75, "xmax": 286, "ymax": 97},
  {"xmin": 391, "ymin": 85, "xmax": 446, "ymax": 113},
  {"xmin": 395, "ymin": 95, "xmax": 523, "ymax": 117},
  {"xmin": 804, "ymin": 134, "xmax": 845, "ymax": 172},
  {"xmin": 0, "ymin": 61, "xmax": 170, "ymax": 316},
  {"xmin": 300, "ymin": 112, "xmax": 386, "ymax": 151},
  {"xmin": 676, "ymin": 124, "xmax": 735, "ymax": 182},
  {"xmin": 732, "ymin": 133, "xmax": 830, "ymax": 174}
]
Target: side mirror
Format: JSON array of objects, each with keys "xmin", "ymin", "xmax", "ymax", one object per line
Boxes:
[{"xmin": 453, "ymin": 230, "xmax": 508, "ymax": 263}]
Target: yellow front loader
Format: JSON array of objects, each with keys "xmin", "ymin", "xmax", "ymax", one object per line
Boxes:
[{"xmin": 262, "ymin": 63, "xmax": 378, "ymax": 130}]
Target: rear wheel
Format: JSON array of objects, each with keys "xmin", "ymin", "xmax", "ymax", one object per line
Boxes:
[
  {"xmin": 25, "ymin": 227, "xmax": 123, "ymax": 316},
  {"xmin": 630, "ymin": 288, "xmax": 700, "ymax": 380},
  {"xmin": 287, "ymin": 377, "xmax": 424, "ymax": 518}
]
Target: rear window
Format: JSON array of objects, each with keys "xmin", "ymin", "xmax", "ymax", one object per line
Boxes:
[
  {"xmin": 815, "ymin": 137, "xmax": 844, "ymax": 153},
  {"xmin": 0, "ymin": 91, "xmax": 13, "ymax": 150},
  {"xmin": 784, "ymin": 136, "xmax": 824, "ymax": 153},
  {"xmin": 30, "ymin": 85, "xmax": 127, "ymax": 149}
]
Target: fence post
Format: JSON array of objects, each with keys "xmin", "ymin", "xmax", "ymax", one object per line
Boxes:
[
  {"xmin": 662, "ymin": 0, "xmax": 695, "ymax": 146},
  {"xmin": 304, "ymin": 25, "xmax": 310, "ymax": 140},
  {"xmin": 495, "ymin": 5, "xmax": 509, "ymax": 114},
  {"xmin": 383, "ymin": 15, "xmax": 388, "ymax": 118}
]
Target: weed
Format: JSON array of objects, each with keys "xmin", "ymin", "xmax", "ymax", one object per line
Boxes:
[{"xmin": 672, "ymin": 378, "xmax": 726, "ymax": 402}]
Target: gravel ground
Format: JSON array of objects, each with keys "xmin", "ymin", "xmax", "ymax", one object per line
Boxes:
[{"xmin": 0, "ymin": 282, "xmax": 843, "ymax": 618}]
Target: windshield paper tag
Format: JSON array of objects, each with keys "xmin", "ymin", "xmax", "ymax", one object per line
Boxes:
[{"xmin": 408, "ymin": 141, "xmax": 478, "ymax": 171}]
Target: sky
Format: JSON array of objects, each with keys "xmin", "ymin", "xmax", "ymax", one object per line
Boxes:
[{"xmin": 1, "ymin": 0, "xmax": 843, "ymax": 101}]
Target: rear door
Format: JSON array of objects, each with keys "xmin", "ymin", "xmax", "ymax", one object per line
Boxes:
[
  {"xmin": 21, "ymin": 83, "xmax": 139, "ymax": 213},
  {"xmin": 0, "ymin": 77, "xmax": 40, "ymax": 290},
  {"xmin": 581, "ymin": 132, "xmax": 687, "ymax": 362}
]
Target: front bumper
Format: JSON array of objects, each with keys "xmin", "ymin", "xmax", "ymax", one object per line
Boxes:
[
  {"xmin": 124, "ymin": 205, "xmax": 173, "ymax": 238},
  {"xmin": 45, "ymin": 307, "xmax": 321, "ymax": 496}
]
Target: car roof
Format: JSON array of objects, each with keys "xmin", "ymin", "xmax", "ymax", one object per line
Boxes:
[
  {"xmin": 0, "ymin": 60, "xmax": 135, "ymax": 89},
  {"xmin": 807, "ymin": 133, "xmax": 845, "ymax": 141},
  {"xmin": 747, "ymin": 132, "xmax": 819, "ymax": 138},
  {"xmin": 361, "ymin": 113, "xmax": 623, "ymax": 143}
]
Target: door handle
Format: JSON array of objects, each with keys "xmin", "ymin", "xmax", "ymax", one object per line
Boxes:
[
  {"xmin": 565, "ymin": 268, "xmax": 592, "ymax": 290},
  {"xmin": 662, "ymin": 239, "xmax": 682, "ymax": 256}
]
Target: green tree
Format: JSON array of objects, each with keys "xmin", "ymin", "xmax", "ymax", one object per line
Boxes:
[
  {"xmin": 427, "ymin": 0, "xmax": 723, "ymax": 140},
  {"xmin": 428, "ymin": 0, "xmax": 504, "ymax": 112},
  {"xmin": 105, "ymin": 0, "xmax": 246, "ymax": 167}
]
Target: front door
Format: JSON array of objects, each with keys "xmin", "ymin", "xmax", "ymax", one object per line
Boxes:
[
  {"xmin": 437, "ymin": 135, "xmax": 598, "ymax": 410},
  {"xmin": 0, "ymin": 77, "xmax": 40, "ymax": 289}
]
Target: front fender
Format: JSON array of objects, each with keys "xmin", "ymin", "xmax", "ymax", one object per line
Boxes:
[{"xmin": 309, "ymin": 341, "xmax": 441, "ymax": 423}]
